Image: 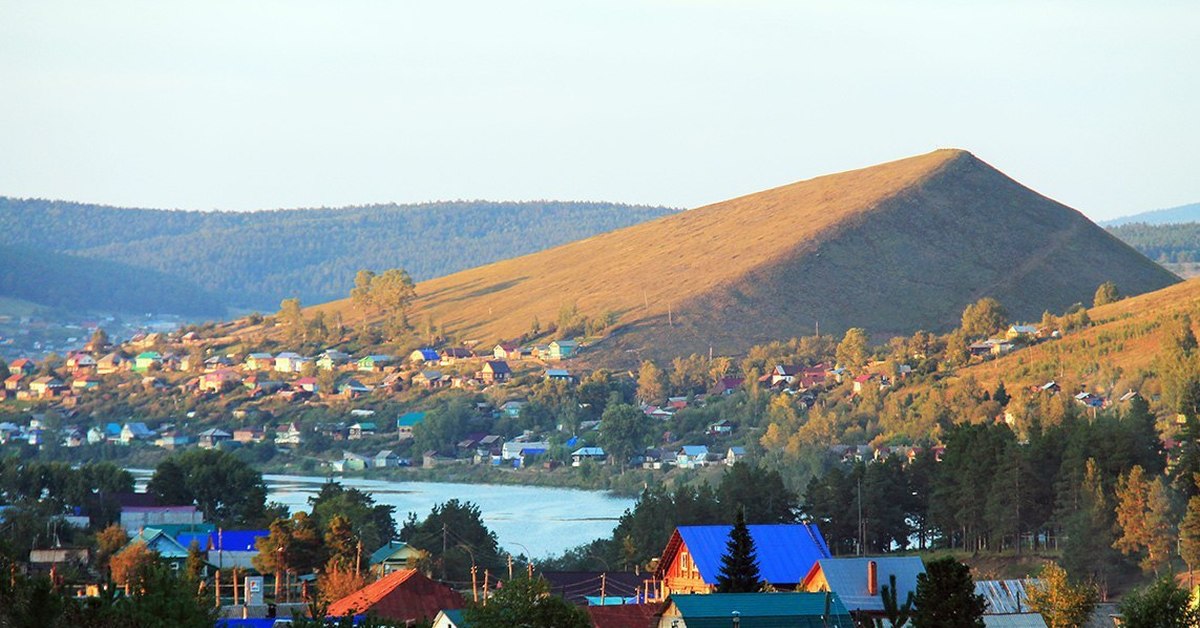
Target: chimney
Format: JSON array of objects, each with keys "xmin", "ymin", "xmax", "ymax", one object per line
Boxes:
[{"xmin": 867, "ymin": 560, "xmax": 878, "ymax": 596}]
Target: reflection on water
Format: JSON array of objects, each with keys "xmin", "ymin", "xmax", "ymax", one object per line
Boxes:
[{"xmin": 130, "ymin": 470, "xmax": 633, "ymax": 558}]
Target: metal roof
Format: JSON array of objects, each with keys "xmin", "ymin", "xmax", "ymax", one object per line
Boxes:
[
  {"xmin": 668, "ymin": 592, "xmax": 853, "ymax": 628},
  {"xmin": 670, "ymin": 524, "xmax": 831, "ymax": 586},
  {"xmin": 976, "ymin": 579, "xmax": 1039, "ymax": 614},
  {"xmin": 983, "ymin": 615, "xmax": 1048, "ymax": 628},
  {"xmin": 806, "ymin": 556, "xmax": 925, "ymax": 613}
]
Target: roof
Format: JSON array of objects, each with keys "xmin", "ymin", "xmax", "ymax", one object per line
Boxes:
[
  {"xmin": 434, "ymin": 609, "xmax": 469, "ymax": 628},
  {"xmin": 368, "ymin": 540, "xmax": 422, "ymax": 566},
  {"xmin": 679, "ymin": 445, "xmax": 708, "ymax": 456},
  {"xmin": 546, "ymin": 368, "xmax": 571, "ymax": 377},
  {"xmin": 587, "ymin": 603, "xmax": 664, "ymax": 628},
  {"xmin": 572, "ymin": 447, "xmax": 606, "ymax": 456},
  {"xmin": 803, "ymin": 556, "xmax": 926, "ymax": 612},
  {"xmin": 976, "ymin": 579, "xmax": 1038, "ymax": 614},
  {"xmin": 657, "ymin": 524, "xmax": 831, "ymax": 585},
  {"xmin": 126, "ymin": 528, "xmax": 191, "ymax": 559},
  {"xmin": 413, "ymin": 348, "xmax": 440, "ymax": 361},
  {"xmin": 541, "ymin": 571, "xmax": 646, "ymax": 605},
  {"xmin": 176, "ymin": 529, "xmax": 269, "ymax": 553},
  {"xmin": 483, "ymin": 360, "xmax": 510, "ymax": 373},
  {"xmin": 326, "ymin": 569, "xmax": 463, "ymax": 623},
  {"xmin": 397, "ymin": 412, "xmax": 426, "ymax": 427},
  {"xmin": 983, "ymin": 616, "xmax": 1048, "ymax": 628},
  {"xmin": 667, "ymin": 592, "xmax": 852, "ymax": 626}
]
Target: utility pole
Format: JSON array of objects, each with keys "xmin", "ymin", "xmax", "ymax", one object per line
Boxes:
[
  {"xmin": 356, "ymin": 540, "xmax": 363, "ymax": 575},
  {"xmin": 442, "ymin": 523, "xmax": 448, "ymax": 580},
  {"xmin": 471, "ymin": 565, "xmax": 479, "ymax": 602},
  {"xmin": 600, "ymin": 573, "xmax": 606, "ymax": 604},
  {"xmin": 507, "ymin": 554, "xmax": 514, "ymax": 580},
  {"xmin": 483, "ymin": 570, "xmax": 490, "ymax": 605}
]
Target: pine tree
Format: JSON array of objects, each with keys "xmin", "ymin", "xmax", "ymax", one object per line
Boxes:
[
  {"xmin": 912, "ymin": 557, "xmax": 986, "ymax": 628},
  {"xmin": 876, "ymin": 573, "xmax": 914, "ymax": 628},
  {"xmin": 715, "ymin": 508, "xmax": 762, "ymax": 593},
  {"xmin": 1179, "ymin": 493, "xmax": 1200, "ymax": 584}
]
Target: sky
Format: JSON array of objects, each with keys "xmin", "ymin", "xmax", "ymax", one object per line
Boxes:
[{"xmin": 0, "ymin": 1, "xmax": 1196, "ymax": 221}]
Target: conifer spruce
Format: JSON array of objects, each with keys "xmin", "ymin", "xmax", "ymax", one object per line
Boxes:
[{"xmin": 716, "ymin": 508, "xmax": 762, "ymax": 593}]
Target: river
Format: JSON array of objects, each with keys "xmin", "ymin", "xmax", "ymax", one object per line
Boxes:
[{"xmin": 131, "ymin": 471, "xmax": 635, "ymax": 558}]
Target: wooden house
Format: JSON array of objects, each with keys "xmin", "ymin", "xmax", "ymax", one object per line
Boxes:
[{"xmin": 654, "ymin": 524, "xmax": 831, "ymax": 598}]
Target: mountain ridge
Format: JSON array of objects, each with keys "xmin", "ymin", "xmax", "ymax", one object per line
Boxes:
[{"xmin": 302, "ymin": 149, "xmax": 1178, "ymax": 361}]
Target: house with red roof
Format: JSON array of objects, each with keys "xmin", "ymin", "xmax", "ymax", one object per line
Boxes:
[
  {"xmin": 4, "ymin": 374, "xmax": 24, "ymax": 392},
  {"xmin": 326, "ymin": 569, "xmax": 463, "ymax": 624},
  {"xmin": 9, "ymin": 359, "xmax": 35, "ymax": 376}
]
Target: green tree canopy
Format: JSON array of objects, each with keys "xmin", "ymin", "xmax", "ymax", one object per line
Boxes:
[
  {"xmin": 146, "ymin": 449, "xmax": 267, "ymax": 527},
  {"xmin": 912, "ymin": 557, "xmax": 985, "ymax": 628},
  {"xmin": 465, "ymin": 576, "xmax": 590, "ymax": 628},
  {"xmin": 960, "ymin": 297, "xmax": 1008, "ymax": 339},
  {"xmin": 715, "ymin": 508, "xmax": 762, "ymax": 593}
]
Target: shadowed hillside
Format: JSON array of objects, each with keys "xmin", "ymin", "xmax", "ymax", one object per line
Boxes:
[
  {"xmin": 307, "ymin": 149, "xmax": 1178, "ymax": 361},
  {"xmin": 0, "ymin": 199, "xmax": 676, "ymax": 311}
]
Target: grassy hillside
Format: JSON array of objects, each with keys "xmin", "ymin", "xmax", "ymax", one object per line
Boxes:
[
  {"xmin": 0, "ymin": 199, "xmax": 676, "ymax": 311},
  {"xmin": 954, "ymin": 277, "xmax": 1200, "ymax": 393},
  {"xmin": 0, "ymin": 244, "xmax": 224, "ymax": 316},
  {"xmin": 303, "ymin": 149, "xmax": 1178, "ymax": 361}
]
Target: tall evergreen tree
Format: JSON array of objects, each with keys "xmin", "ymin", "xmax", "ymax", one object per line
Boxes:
[
  {"xmin": 876, "ymin": 573, "xmax": 914, "ymax": 628},
  {"xmin": 715, "ymin": 508, "xmax": 762, "ymax": 593},
  {"xmin": 912, "ymin": 557, "xmax": 986, "ymax": 628},
  {"xmin": 1180, "ymin": 493, "xmax": 1200, "ymax": 584}
]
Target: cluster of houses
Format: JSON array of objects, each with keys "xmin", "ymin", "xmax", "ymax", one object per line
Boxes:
[{"xmin": 18, "ymin": 487, "xmax": 1049, "ymax": 628}]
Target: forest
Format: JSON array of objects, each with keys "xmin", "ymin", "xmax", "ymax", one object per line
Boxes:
[
  {"xmin": 1109, "ymin": 221, "xmax": 1200, "ymax": 264},
  {"xmin": 0, "ymin": 197, "xmax": 674, "ymax": 312},
  {"xmin": 0, "ymin": 244, "xmax": 224, "ymax": 316}
]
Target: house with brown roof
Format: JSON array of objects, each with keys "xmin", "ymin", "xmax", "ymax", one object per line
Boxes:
[
  {"xmin": 4, "ymin": 374, "xmax": 24, "ymax": 392},
  {"xmin": 326, "ymin": 569, "xmax": 463, "ymax": 624},
  {"xmin": 29, "ymin": 376, "xmax": 66, "ymax": 398},
  {"xmin": 9, "ymin": 358, "xmax": 36, "ymax": 376},
  {"xmin": 96, "ymin": 352, "xmax": 127, "ymax": 374},
  {"xmin": 492, "ymin": 342, "xmax": 521, "ymax": 360}
]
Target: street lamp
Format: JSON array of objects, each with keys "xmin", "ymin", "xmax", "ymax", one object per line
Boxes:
[{"xmin": 731, "ymin": 610, "xmax": 740, "ymax": 628}]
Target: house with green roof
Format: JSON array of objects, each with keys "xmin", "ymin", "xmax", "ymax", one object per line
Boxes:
[
  {"xmin": 369, "ymin": 540, "xmax": 427, "ymax": 576},
  {"xmin": 397, "ymin": 412, "xmax": 426, "ymax": 441},
  {"xmin": 662, "ymin": 592, "xmax": 853, "ymax": 627},
  {"xmin": 133, "ymin": 352, "xmax": 163, "ymax": 372}
]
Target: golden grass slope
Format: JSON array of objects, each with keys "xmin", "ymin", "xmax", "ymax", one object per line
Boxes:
[
  {"xmin": 310, "ymin": 149, "xmax": 1179, "ymax": 362},
  {"xmin": 958, "ymin": 277, "xmax": 1200, "ymax": 393}
]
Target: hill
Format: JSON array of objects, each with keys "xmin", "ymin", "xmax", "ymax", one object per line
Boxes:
[
  {"xmin": 0, "ymin": 199, "xmax": 676, "ymax": 311},
  {"xmin": 1103, "ymin": 201, "xmax": 1200, "ymax": 226},
  {"xmin": 0, "ymin": 244, "xmax": 224, "ymax": 317},
  {"xmin": 954, "ymin": 277, "xmax": 1200, "ymax": 394},
  {"xmin": 305, "ymin": 149, "xmax": 1179, "ymax": 361}
]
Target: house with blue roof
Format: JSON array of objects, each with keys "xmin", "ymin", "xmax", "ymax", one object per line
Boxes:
[
  {"xmin": 409, "ymin": 348, "xmax": 441, "ymax": 364},
  {"xmin": 570, "ymin": 446, "xmax": 606, "ymax": 466},
  {"xmin": 369, "ymin": 540, "xmax": 428, "ymax": 576},
  {"xmin": 800, "ymin": 556, "xmax": 926, "ymax": 621},
  {"xmin": 118, "ymin": 528, "xmax": 194, "ymax": 572},
  {"xmin": 675, "ymin": 445, "xmax": 710, "ymax": 469},
  {"xmin": 662, "ymin": 592, "xmax": 854, "ymax": 628},
  {"xmin": 655, "ymin": 523, "xmax": 831, "ymax": 598},
  {"xmin": 175, "ymin": 529, "xmax": 270, "ymax": 570}
]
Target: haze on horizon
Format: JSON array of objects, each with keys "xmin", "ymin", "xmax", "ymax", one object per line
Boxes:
[{"xmin": 0, "ymin": 1, "xmax": 1195, "ymax": 221}]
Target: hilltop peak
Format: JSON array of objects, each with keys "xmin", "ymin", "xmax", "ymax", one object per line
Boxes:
[{"xmin": 302, "ymin": 151, "xmax": 1177, "ymax": 363}]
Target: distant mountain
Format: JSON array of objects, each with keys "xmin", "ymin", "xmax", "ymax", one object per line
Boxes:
[
  {"xmin": 0, "ymin": 244, "xmax": 224, "ymax": 317},
  {"xmin": 300, "ymin": 149, "xmax": 1179, "ymax": 362},
  {"xmin": 1103, "ymin": 202, "xmax": 1200, "ymax": 226},
  {"xmin": 0, "ymin": 199, "xmax": 677, "ymax": 312}
]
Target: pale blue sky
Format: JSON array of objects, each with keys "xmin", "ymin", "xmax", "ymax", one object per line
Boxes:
[{"xmin": 0, "ymin": 1, "xmax": 1195, "ymax": 219}]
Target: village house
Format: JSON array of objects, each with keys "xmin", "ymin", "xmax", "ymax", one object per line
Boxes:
[
  {"xmin": 65, "ymin": 353, "xmax": 97, "ymax": 371},
  {"xmin": 71, "ymin": 373, "xmax": 102, "ymax": 391},
  {"xmin": 801, "ymin": 556, "xmax": 926, "ymax": 622},
  {"xmin": 368, "ymin": 541, "xmax": 428, "ymax": 576},
  {"xmin": 479, "ymin": 360, "xmax": 511, "ymax": 384},
  {"xmin": 654, "ymin": 523, "xmax": 831, "ymax": 598},
  {"xmin": 660, "ymin": 592, "xmax": 853, "ymax": 628},
  {"xmin": 155, "ymin": 430, "xmax": 191, "ymax": 450},
  {"xmin": 274, "ymin": 422, "xmax": 303, "ymax": 446},
  {"xmin": 133, "ymin": 351, "xmax": 162, "ymax": 372},
  {"xmin": 273, "ymin": 352, "xmax": 305, "ymax": 373},
  {"xmin": 197, "ymin": 428, "xmax": 233, "ymax": 449},
  {"xmin": 293, "ymin": 376, "xmax": 319, "ymax": 393},
  {"xmin": 86, "ymin": 426, "xmax": 106, "ymax": 445},
  {"xmin": 244, "ymin": 352, "xmax": 274, "ymax": 371},
  {"xmin": 710, "ymin": 376, "xmax": 744, "ymax": 396},
  {"xmin": 349, "ymin": 422, "xmax": 377, "ymax": 440},
  {"xmin": 335, "ymin": 451, "xmax": 370, "ymax": 472},
  {"xmin": 725, "ymin": 446, "xmax": 746, "ymax": 466},
  {"xmin": 9, "ymin": 358, "xmax": 36, "ymax": 376},
  {"xmin": 675, "ymin": 445, "xmax": 710, "ymax": 469},
  {"xmin": 176, "ymin": 529, "xmax": 269, "ymax": 570},
  {"xmin": 500, "ymin": 440, "xmax": 550, "ymax": 467},
  {"xmin": 1006, "ymin": 324, "xmax": 1039, "ymax": 340},
  {"xmin": 544, "ymin": 368, "xmax": 574, "ymax": 382},
  {"xmin": 199, "ymin": 368, "xmax": 241, "ymax": 393},
  {"xmin": 317, "ymin": 350, "xmax": 352, "ymax": 371},
  {"xmin": 115, "ymin": 528, "xmax": 194, "ymax": 571},
  {"xmin": 337, "ymin": 378, "xmax": 372, "ymax": 398},
  {"xmin": 500, "ymin": 400, "xmax": 526, "ymax": 418},
  {"xmin": 571, "ymin": 446, "xmax": 606, "ymax": 466},
  {"xmin": 203, "ymin": 355, "xmax": 234, "ymax": 371},
  {"xmin": 409, "ymin": 348, "xmax": 441, "ymax": 364},
  {"xmin": 437, "ymin": 348, "xmax": 472, "ymax": 365},
  {"xmin": 396, "ymin": 412, "xmax": 425, "ymax": 441},
  {"xmin": 29, "ymin": 376, "xmax": 66, "ymax": 398},
  {"xmin": 547, "ymin": 339, "xmax": 578, "ymax": 360},
  {"xmin": 412, "ymin": 370, "xmax": 446, "ymax": 389},
  {"xmin": 96, "ymin": 352, "xmax": 126, "ymax": 374},
  {"xmin": 492, "ymin": 342, "xmax": 521, "ymax": 360},
  {"xmin": 374, "ymin": 449, "xmax": 401, "ymax": 468},
  {"xmin": 119, "ymin": 504, "xmax": 203, "ymax": 533},
  {"xmin": 119, "ymin": 422, "xmax": 155, "ymax": 444},
  {"xmin": 706, "ymin": 419, "xmax": 732, "ymax": 436},
  {"xmin": 327, "ymin": 569, "xmax": 464, "ymax": 625},
  {"xmin": 4, "ymin": 374, "xmax": 23, "ymax": 392},
  {"xmin": 358, "ymin": 355, "xmax": 396, "ymax": 372},
  {"xmin": 233, "ymin": 426, "xmax": 266, "ymax": 443}
]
